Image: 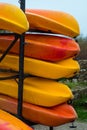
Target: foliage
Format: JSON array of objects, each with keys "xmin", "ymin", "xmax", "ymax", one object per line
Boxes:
[
  {"xmin": 59, "ymin": 78, "xmax": 87, "ymax": 89},
  {"xmin": 76, "ymin": 34, "xmax": 87, "ymax": 60},
  {"xmin": 73, "ymin": 95, "xmax": 87, "ymax": 122}
]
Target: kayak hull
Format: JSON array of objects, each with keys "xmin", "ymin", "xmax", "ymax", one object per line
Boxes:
[
  {"xmin": 0, "ymin": 34, "xmax": 80, "ymax": 62},
  {"xmin": 0, "ymin": 109, "xmax": 33, "ymax": 130},
  {"xmin": 26, "ymin": 9, "xmax": 80, "ymax": 37},
  {"xmin": 0, "ymin": 3, "xmax": 29, "ymax": 34},
  {"xmin": 0, "ymin": 54, "xmax": 80, "ymax": 79},
  {"xmin": 0, "ymin": 95, "xmax": 77, "ymax": 126},
  {"xmin": 0, "ymin": 77, "xmax": 73, "ymax": 107}
]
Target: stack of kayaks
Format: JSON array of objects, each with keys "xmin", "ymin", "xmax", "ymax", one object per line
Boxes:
[{"xmin": 0, "ymin": 4, "xmax": 80, "ymax": 127}]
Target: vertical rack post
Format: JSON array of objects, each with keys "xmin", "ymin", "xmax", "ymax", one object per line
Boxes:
[
  {"xmin": 50, "ymin": 127, "xmax": 53, "ymax": 130},
  {"xmin": 20, "ymin": 0, "xmax": 25, "ymax": 11},
  {"xmin": 17, "ymin": 0, "xmax": 25, "ymax": 118}
]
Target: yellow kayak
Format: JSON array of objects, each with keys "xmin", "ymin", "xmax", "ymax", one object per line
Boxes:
[
  {"xmin": 0, "ymin": 54, "xmax": 80, "ymax": 79},
  {"xmin": 0, "ymin": 76, "xmax": 73, "ymax": 107},
  {"xmin": 26, "ymin": 9, "xmax": 80, "ymax": 37},
  {"xmin": 0, "ymin": 3, "xmax": 29, "ymax": 34},
  {"xmin": 0, "ymin": 109, "xmax": 33, "ymax": 130}
]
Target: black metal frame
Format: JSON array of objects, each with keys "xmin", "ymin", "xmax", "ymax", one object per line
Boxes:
[{"xmin": 17, "ymin": 0, "xmax": 25, "ymax": 118}]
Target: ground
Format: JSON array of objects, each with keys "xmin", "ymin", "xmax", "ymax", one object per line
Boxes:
[{"xmin": 33, "ymin": 121, "xmax": 87, "ymax": 130}]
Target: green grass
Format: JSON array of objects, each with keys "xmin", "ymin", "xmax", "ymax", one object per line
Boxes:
[
  {"xmin": 73, "ymin": 95, "xmax": 87, "ymax": 122},
  {"xmin": 59, "ymin": 78, "xmax": 87, "ymax": 89},
  {"xmin": 66, "ymin": 81, "xmax": 87, "ymax": 89},
  {"xmin": 75, "ymin": 107, "xmax": 87, "ymax": 122}
]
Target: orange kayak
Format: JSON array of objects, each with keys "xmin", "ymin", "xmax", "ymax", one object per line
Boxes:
[
  {"xmin": 0, "ymin": 109, "xmax": 33, "ymax": 130},
  {"xmin": 26, "ymin": 9, "xmax": 80, "ymax": 37},
  {"xmin": 0, "ymin": 33, "xmax": 80, "ymax": 62},
  {"xmin": 0, "ymin": 95, "xmax": 78, "ymax": 127},
  {"xmin": 0, "ymin": 3, "xmax": 29, "ymax": 34}
]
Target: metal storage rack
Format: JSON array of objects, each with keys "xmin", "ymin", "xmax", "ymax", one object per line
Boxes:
[{"xmin": 0, "ymin": 1, "xmax": 77, "ymax": 130}]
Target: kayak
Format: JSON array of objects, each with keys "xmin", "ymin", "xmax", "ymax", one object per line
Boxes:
[
  {"xmin": 0, "ymin": 95, "xmax": 77, "ymax": 127},
  {"xmin": 0, "ymin": 76, "xmax": 73, "ymax": 107},
  {"xmin": 0, "ymin": 33, "xmax": 80, "ymax": 62},
  {"xmin": 0, "ymin": 54, "xmax": 80, "ymax": 79},
  {"xmin": 0, "ymin": 3, "xmax": 29, "ymax": 34},
  {"xmin": 26, "ymin": 9, "xmax": 80, "ymax": 37},
  {"xmin": 0, "ymin": 109, "xmax": 33, "ymax": 130}
]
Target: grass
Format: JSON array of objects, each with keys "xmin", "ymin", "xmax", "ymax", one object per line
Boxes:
[
  {"xmin": 73, "ymin": 95, "xmax": 87, "ymax": 122},
  {"xmin": 67, "ymin": 81, "xmax": 87, "ymax": 122},
  {"xmin": 66, "ymin": 81, "xmax": 87, "ymax": 89},
  {"xmin": 59, "ymin": 78, "xmax": 87, "ymax": 89}
]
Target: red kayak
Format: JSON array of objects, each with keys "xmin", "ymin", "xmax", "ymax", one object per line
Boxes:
[
  {"xmin": 0, "ymin": 94, "xmax": 78, "ymax": 127},
  {"xmin": 0, "ymin": 33, "xmax": 80, "ymax": 62}
]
